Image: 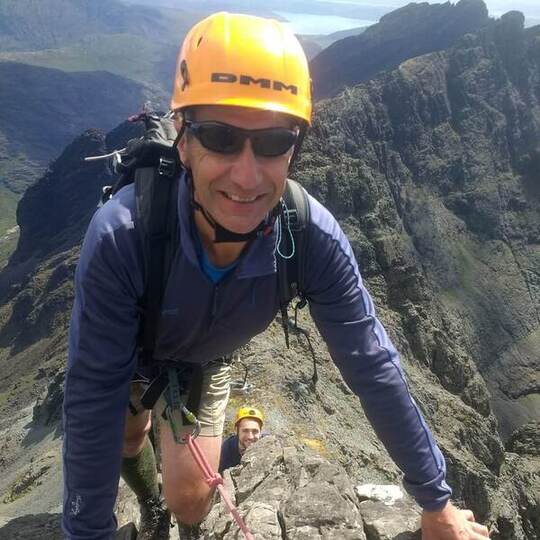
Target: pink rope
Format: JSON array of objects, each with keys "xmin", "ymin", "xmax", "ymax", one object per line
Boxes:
[{"xmin": 183, "ymin": 435, "xmax": 255, "ymax": 540}]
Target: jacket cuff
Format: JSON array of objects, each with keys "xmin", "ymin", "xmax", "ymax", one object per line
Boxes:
[{"xmin": 403, "ymin": 469, "xmax": 452, "ymax": 511}]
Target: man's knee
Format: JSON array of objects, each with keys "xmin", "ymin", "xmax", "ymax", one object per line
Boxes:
[
  {"xmin": 122, "ymin": 432, "xmax": 147, "ymax": 457},
  {"xmin": 122, "ymin": 412, "xmax": 151, "ymax": 457},
  {"xmin": 163, "ymin": 482, "xmax": 213, "ymax": 525}
]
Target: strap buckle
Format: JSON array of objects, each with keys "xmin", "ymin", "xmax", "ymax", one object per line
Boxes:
[
  {"xmin": 157, "ymin": 157, "xmax": 176, "ymax": 178},
  {"xmin": 165, "ymin": 367, "xmax": 201, "ymax": 443}
]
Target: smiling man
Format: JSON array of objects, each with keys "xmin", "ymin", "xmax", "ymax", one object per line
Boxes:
[
  {"xmin": 219, "ymin": 407, "xmax": 264, "ymax": 473},
  {"xmin": 62, "ymin": 11, "xmax": 490, "ymax": 540}
]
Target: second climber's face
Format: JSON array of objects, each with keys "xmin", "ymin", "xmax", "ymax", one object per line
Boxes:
[
  {"xmin": 236, "ymin": 418, "xmax": 262, "ymax": 454},
  {"xmin": 178, "ymin": 105, "xmax": 298, "ymax": 234}
]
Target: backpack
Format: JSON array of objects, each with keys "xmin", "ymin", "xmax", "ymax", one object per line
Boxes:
[{"xmin": 96, "ymin": 112, "xmax": 316, "ymax": 403}]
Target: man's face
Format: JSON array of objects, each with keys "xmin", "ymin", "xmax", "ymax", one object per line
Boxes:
[
  {"xmin": 236, "ymin": 418, "xmax": 262, "ymax": 454},
  {"xmin": 178, "ymin": 105, "xmax": 296, "ymax": 234}
]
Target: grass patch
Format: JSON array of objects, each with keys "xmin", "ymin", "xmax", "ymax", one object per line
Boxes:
[
  {"xmin": 0, "ymin": 137, "xmax": 45, "ymax": 267},
  {"xmin": 0, "ymin": 185, "xmax": 18, "ymax": 231},
  {"xmin": 2, "ymin": 463, "xmax": 52, "ymax": 503},
  {"xmin": 300, "ymin": 437, "xmax": 329, "ymax": 457},
  {"xmin": 0, "ymin": 33, "xmax": 171, "ymax": 88},
  {"xmin": 0, "ymin": 186, "xmax": 20, "ymax": 269},
  {"xmin": 440, "ymin": 241, "xmax": 485, "ymax": 307}
]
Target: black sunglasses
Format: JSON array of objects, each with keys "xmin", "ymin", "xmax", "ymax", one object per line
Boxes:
[{"xmin": 184, "ymin": 120, "xmax": 298, "ymax": 157}]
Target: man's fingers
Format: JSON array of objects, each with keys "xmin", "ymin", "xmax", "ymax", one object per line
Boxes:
[
  {"xmin": 470, "ymin": 531, "xmax": 490, "ymax": 540},
  {"xmin": 470, "ymin": 522, "xmax": 490, "ymax": 537},
  {"xmin": 460, "ymin": 509, "xmax": 476, "ymax": 522}
]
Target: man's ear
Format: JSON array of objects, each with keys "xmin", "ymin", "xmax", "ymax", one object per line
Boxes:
[
  {"xmin": 177, "ymin": 132, "xmax": 190, "ymax": 168},
  {"xmin": 173, "ymin": 115, "xmax": 190, "ymax": 168}
]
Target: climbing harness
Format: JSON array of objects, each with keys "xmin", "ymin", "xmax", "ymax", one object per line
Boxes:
[
  {"xmin": 164, "ymin": 367, "xmax": 254, "ymax": 539},
  {"xmin": 164, "ymin": 367, "xmax": 201, "ymax": 443}
]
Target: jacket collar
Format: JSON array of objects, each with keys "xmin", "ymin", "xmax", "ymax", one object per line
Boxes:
[{"xmin": 177, "ymin": 170, "xmax": 278, "ymax": 279}]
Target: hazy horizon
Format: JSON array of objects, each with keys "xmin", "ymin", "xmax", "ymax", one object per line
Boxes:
[
  {"xmin": 316, "ymin": 0, "xmax": 540, "ymax": 20},
  {"xmin": 278, "ymin": 0, "xmax": 540, "ymax": 35}
]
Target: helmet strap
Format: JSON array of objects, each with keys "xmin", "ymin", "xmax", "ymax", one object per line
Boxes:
[{"xmin": 288, "ymin": 122, "xmax": 308, "ymax": 172}]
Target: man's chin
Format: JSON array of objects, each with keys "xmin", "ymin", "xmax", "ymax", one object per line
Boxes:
[{"xmin": 219, "ymin": 219, "xmax": 264, "ymax": 235}]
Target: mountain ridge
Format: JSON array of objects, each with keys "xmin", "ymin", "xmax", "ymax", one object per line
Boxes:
[{"xmin": 310, "ymin": 0, "xmax": 491, "ymax": 100}]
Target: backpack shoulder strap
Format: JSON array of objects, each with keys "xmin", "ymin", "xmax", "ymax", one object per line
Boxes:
[
  {"xmin": 136, "ymin": 161, "xmax": 179, "ymax": 368},
  {"xmin": 277, "ymin": 178, "xmax": 310, "ymax": 347}
]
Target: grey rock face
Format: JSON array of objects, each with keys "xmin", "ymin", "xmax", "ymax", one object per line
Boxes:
[
  {"xmin": 201, "ymin": 436, "xmax": 421, "ymax": 540},
  {"xmin": 360, "ymin": 500, "xmax": 421, "ymax": 540},
  {"xmin": 295, "ymin": 14, "xmax": 540, "ymax": 538},
  {"xmin": 0, "ymin": 513, "xmax": 62, "ymax": 539},
  {"xmin": 32, "ymin": 370, "xmax": 65, "ymax": 427},
  {"xmin": 506, "ymin": 422, "xmax": 540, "ymax": 457}
]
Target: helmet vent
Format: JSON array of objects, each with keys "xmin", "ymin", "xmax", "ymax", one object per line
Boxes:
[
  {"xmin": 197, "ymin": 37, "xmax": 203, "ymax": 47},
  {"xmin": 180, "ymin": 60, "xmax": 190, "ymax": 90}
]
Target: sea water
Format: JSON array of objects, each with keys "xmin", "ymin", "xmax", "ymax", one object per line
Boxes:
[{"xmin": 274, "ymin": 10, "xmax": 375, "ymax": 35}]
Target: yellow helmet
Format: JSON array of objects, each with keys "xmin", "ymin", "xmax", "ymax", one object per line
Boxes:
[
  {"xmin": 235, "ymin": 407, "xmax": 264, "ymax": 428},
  {"xmin": 171, "ymin": 12, "xmax": 312, "ymax": 125}
]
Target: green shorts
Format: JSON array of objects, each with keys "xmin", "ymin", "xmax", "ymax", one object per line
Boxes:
[{"xmin": 129, "ymin": 360, "xmax": 231, "ymax": 437}]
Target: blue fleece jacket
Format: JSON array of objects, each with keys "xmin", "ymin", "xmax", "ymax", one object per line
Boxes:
[
  {"xmin": 219, "ymin": 434, "xmax": 242, "ymax": 473},
  {"xmin": 62, "ymin": 172, "xmax": 451, "ymax": 539}
]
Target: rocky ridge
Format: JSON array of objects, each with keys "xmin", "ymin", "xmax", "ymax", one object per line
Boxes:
[
  {"xmin": 0, "ymin": 436, "xmax": 423, "ymax": 540},
  {"xmin": 196, "ymin": 436, "xmax": 422, "ymax": 540},
  {"xmin": 299, "ymin": 11, "xmax": 540, "ymax": 440}
]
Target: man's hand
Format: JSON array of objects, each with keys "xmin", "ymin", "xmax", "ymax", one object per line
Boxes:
[{"xmin": 422, "ymin": 502, "xmax": 490, "ymax": 540}]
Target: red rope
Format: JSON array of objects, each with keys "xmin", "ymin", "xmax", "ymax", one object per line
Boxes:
[{"xmin": 183, "ymin": 434, "xmax": 255, "ymax": 540}]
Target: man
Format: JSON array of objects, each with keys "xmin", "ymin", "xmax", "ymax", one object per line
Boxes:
[
  {"xmin": 219, "ymin": 407, "xmax": 264, "ymax": 473},
  {"xmin": 63, "ymin": 11, "xmax": 491, "ymax": 540}
]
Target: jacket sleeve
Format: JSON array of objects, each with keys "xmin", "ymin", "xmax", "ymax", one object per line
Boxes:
[
  {"xmin": 62, "ymin": 191, "xmax": 144, "ymax": 539},
  {"xmin": 304, "ymin": 196, "xmax": 452, "ymax": 511}
]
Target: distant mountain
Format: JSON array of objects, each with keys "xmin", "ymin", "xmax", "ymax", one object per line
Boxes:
[
  {"xmin": 0, "ymin": 61, "xmax": 165, "ymax": 164},
  {"xmin": 0, "ymin": 34, "xmax": 178, "ymax": 92},
  {"xmin": 310, "ymin": 0, "xmax": 491, "ymax": 100},
  {"xmin": 0, "ymin": 60, "xmax": 166, "ymax": 267},
  {"xmin": 0, "ymin": 0, "xmax": 186, "ymax": 267},
  {"xmin": 0, "ymin": 0, "xmax": 197, "ymax": 99},
  {"xmin": 0, "ymin": 0, "xmax": 198, "ymax": 52},
  {"xmin": 0, "ymin": 0, "xmax": 189, "ymax": 220},
  {"xmin": 10, "ymin": 121, "xmax": 143, "ymax": 267},
  {"xmin": 299, "ymin": 26, "xmax": 369, "ymax": 60},
  {"xmin": 122, "ymin": 0, "xmax": 390, "ymax": 21}
]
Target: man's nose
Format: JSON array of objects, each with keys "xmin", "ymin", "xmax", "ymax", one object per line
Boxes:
[{"xmin": 230, "ymin": 139, "xmax": 262, "ymax": 190}]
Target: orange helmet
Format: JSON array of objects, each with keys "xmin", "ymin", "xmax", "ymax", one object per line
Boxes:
[
  {"xmin": 235, "ymin": 407, "xmax": 264, "ymax": 428},
  {"xmin": 171, "ymin": 12, "xmax": 311, "ymax": 125}
]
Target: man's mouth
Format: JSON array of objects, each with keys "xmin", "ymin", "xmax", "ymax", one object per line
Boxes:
[{"xmin": 222, "ymin": 191, "xmax": 261, "ymax": 203}]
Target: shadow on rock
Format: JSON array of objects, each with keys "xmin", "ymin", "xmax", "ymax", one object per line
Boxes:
[{"xmin": 0, "ymin": 513, "xmax": 62, "ymax": 540}]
